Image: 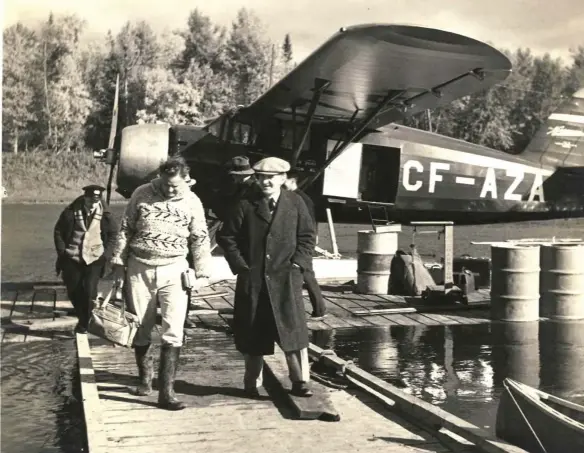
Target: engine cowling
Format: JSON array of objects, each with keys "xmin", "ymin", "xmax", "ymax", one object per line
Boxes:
[{"xmin": 116, "ymin": 123, "xmax": 170, "ymax": 198}]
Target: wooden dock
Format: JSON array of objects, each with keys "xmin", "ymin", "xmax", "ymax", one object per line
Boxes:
[
  {"xmin": 1, "ymin": 280, "xmax": 495, "ymax": 343},
  {"xmin": 1, "ymin": 281, "xmax": 530, "ymax": 453},
  {"xmin": 80, "ymin": 329, "xmax": 459, "ymax": 453},
  {"xmin": 190, "ymin": 282, "xmax": 494, "ymax": 331}
]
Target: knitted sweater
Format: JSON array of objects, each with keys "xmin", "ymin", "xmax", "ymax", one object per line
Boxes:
[{"xmin": 111, "ymin": 178, "xmax": 212, "ymax": 277}]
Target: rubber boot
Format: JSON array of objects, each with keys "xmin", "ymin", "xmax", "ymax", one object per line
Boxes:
[
  {"xmin": 130, "ymin": 344, "xmax": 153, "ymax": 396},
  {"xmin": 157, "ymin": 344, "xmax": 186, "ymax": 411}
]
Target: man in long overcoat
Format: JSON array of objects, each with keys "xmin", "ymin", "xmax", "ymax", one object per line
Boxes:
[{"xmin": 217, "ymin": 157, "xmax": 316, "ymax": 398}]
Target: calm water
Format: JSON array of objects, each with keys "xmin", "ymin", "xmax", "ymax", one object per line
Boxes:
[
  {"xmin": 312, "ymin": 320, "xmax": 584, "ymax": 433},
  {"xmin": 1, "ymin": 339, "xmax": 86, "ymax": 453}
]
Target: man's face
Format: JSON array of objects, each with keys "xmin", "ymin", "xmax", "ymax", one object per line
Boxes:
[
  {"xmin": 231, "ymin": 174, "xmax": 249, "ymax": 185},
  {"xmin": 257, "ymin": 173, "xmax": 285, "ymax": 197},
  {"xmin": 84, "ymin": 194, "xmax": 101, "ymax": 210},
  {"xmin": 160, "ymin": 174, "xmax": 187, "ymax": 199}
]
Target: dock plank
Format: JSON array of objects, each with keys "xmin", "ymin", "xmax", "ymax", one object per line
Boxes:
[
  {"xmin": 204, "ymin": 295, "xmax": 233, "ymax": 312},
  {"xmin": 82, "ymin": 327, "xmax": 449, "ymax": 453},
  {"xmin": 421, "ymin": 313, "xmax": 462, "ymax": 325},
  {"xmin": 325, "ymin": 297, "xmax": 377, "ymax": 328}
]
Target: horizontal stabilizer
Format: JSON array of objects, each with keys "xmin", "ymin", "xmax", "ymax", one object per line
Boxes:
[{"xmin": 521, "ymin": 88, "xmax": 584, "ymax": 168}]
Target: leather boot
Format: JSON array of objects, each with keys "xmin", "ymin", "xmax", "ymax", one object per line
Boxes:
[
  {"xmin": 130, "ymin": 344, "xmax": 153, "ymax": 396},
  {"xmin": 157, "ymin": 344, "xmax": 186, "ymax": 411}
]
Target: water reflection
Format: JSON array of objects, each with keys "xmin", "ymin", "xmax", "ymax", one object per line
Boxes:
[
  {"xmin": 329, "ymin": 320, "xmax": 584, "ymax": 433},
  {"xmin": 540, "ymin": 321, "xmax": 584, "ymax": 399},
  {"xmin": 492, "ymin": 321, "xmax": 540, "ymax": 388}
]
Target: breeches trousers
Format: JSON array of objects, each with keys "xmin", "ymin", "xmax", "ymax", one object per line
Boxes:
[
  {"xmin": 126, "ymin": 256, "xmax": 189, "ymax": 347},
  {"xmin": 61, "ymin": 256, "xmax": 105, "ymax": 329},
  {"xmin": 243, "ymin": 348, "xmax": 310, "ymax": 389}
]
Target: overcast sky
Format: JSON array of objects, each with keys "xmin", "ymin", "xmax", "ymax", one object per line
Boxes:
[{"xmin": 4, "ymin": 0, "xmax": 584, "ymax": 63}]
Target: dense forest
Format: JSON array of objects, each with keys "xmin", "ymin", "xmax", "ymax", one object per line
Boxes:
[{"xmin": 2, "ymin": 8, "xmax": 584, "ymax": 156}]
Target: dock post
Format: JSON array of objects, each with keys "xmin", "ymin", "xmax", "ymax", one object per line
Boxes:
[{"xmin": 325, "ymin": 207, "xmax": 339, "ymax": 257}]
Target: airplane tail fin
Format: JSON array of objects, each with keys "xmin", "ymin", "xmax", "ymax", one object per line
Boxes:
[{"xmin": 520, "ymin": 88, "xmax": 584, "ymax": 168}]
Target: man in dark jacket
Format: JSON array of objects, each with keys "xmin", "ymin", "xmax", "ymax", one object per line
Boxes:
[
  {"xmin": 284, "ymin": 171, "xmax": 327, "ymax": 319},
  {"xmin": 217, "ymin": 157, "xmax": 316, "ymax": 398},
  {"xmin": 54, "ymin": 185, "xmax": 118, "ymax": 333}
]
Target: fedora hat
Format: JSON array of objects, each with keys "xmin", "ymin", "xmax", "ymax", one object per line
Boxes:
[{"xmin": 227, "ymin": 156, "xmax": 255, "ymax": 175}]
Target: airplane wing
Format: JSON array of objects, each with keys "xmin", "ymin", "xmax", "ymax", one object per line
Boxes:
[{"xmin": 237, "ymin": 24, "xmax": 512, "ymax": 130}]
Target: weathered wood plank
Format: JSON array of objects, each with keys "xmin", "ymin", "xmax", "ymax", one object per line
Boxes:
[
  {"xmin": 263, "ymin": 344, "xmax": 340, "ymax": 421},
  {"xmin": 416, "ymin": 314, "xmax": 447, "ymax": 326},
  {"xmin": 421, "ymin": 313, "xmax": 462, "ymax": 325},
  {"xmin": 84, "ymin": 325, "xmax": 450, "ymax": 453},
  {"xmin": 204, "ymin": 295, "xmax": 233, "ymax": 311},
  {"xmin": 325, "ymin": 297, "xmax": 377, "ymax": 327}
]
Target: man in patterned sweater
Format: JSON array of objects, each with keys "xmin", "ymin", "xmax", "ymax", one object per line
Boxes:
[{"xmin": 110, "ymin": 156, "xmax": 212, "ymax": 411}]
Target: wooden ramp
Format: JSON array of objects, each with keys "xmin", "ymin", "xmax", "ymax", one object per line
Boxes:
[{"xmin": 81, "ymin": 328, "xmax": 456, "ymax": 453}]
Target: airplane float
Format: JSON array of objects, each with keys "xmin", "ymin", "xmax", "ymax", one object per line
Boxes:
[{"xmin": 95, "ymin": 24, "xmax": 584, "ymax": 238}]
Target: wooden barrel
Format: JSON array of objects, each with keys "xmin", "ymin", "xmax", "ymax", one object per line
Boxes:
[
  {"xmin": 540, "ymin": 244, "xmax": 584, "ymax": 320},
  {"xmin": 356, "ymin": 230, "xmax": 398, "ymax": 294},
  {"xmin": 490, "ymin": 244, "xmax": 540, "ymax": 322}
]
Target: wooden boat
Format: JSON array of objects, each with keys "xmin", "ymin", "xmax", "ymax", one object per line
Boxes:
[{"xmin": 496, "ymin": 378, "xmax": 584, "ymax": 452}]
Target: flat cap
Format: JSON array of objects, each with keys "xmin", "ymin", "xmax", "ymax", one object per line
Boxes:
[
  {"xmin": 82, "ymin": 184, "xmax": 106, "ymax": 196},
  {"xmin": 253, "ymin": 157, "xmax": 291, "ymax": 175}
]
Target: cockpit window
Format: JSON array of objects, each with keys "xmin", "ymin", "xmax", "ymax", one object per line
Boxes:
[{"xmin": 205, "ymin": 114, "xmax": 256, "ymax": 145}]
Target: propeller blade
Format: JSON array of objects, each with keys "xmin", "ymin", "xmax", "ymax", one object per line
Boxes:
[
  {"xmin": 106, "ymin": 74, "xmax": 120, "ymax": 205},
  {"xmin": 106, "ymin": 162, "xmax": 116, "ymax": 205},
  {"xmin": 108, "ymin": 74, "xmax": 120, "ymax": 149}
]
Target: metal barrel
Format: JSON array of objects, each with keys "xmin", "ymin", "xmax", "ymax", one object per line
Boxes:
[
  {"xmin": 540, "ymin": 244, "xmax": 584, "ymax": 320},
  {"xmin": 356, "ymin": 228, "xmax": 400, "ymax": 295},
  {"xmin": 490, "ymin": 244, "xmax": 540, "ymax": 322}
]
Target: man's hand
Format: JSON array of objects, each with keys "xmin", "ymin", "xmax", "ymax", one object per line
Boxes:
[{"xmin": 192, "ymin": 277, "xmax": 210, "ymax": 292}]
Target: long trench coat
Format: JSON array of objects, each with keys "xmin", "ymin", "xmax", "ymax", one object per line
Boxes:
[{"xmin": 217, "ymin": 189, "xmax": 316, "ymax": 355}]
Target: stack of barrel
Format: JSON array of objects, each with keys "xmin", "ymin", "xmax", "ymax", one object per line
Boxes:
[{"xmin": 490, "ymin": 242, "xmax": 584, "ymax": 322}]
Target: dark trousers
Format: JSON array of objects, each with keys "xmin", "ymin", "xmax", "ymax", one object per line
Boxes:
[
  {"xmin": 60, "ymin": 256, "xmax": 105, "ymax": 329},
  {"xmin": 303, "ymin": 269, "xmax": 326, "ymax": 316}
]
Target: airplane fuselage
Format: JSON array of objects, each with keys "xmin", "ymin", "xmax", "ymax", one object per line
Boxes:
[{"xmin": 316, "ymin": 123, "xmax": 584, "ymax": 225}]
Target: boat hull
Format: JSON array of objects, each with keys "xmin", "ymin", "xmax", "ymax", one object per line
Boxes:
[{"xmin": 496, "ymin": 378, "xmax": 584, "ymax": 452}]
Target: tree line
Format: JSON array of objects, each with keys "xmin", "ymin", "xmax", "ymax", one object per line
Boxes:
[{"xmin": 3, "ymin": 9, "xmax": 584, "ymax": 156}]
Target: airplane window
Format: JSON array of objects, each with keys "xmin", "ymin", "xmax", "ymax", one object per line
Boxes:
[
  {"xmin": 206, "ymin": 115, "xmax": 227, "ymax": 140},
  {"xmin": 281, "ymin": 125, "xmax": 309, "ymax": 151},
  {"xmin": 230, "ymin": 121, "xmax": 255, "ymax": 145}
]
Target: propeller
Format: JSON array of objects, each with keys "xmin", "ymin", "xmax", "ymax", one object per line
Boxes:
[{"xmin": 105, "ymin": 74, "xmax": 120, "ymax": 205}]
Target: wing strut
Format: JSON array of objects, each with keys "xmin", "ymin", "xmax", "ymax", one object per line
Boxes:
[
  {"xmin": 291, "ymin": 78, "xmax": 331, "ymax": 166},
  {"xmin": 298, "ymin": 68, "xmax": 490, "ymax": 190},
  {"xmin": 299, "ymin": 89, "xmax": 406, "ymax": 190}
]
